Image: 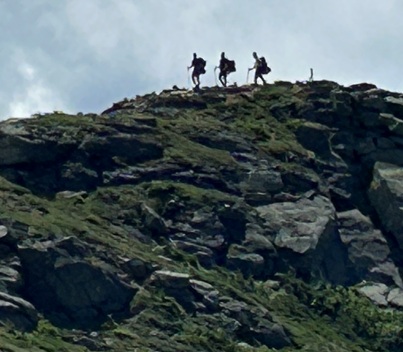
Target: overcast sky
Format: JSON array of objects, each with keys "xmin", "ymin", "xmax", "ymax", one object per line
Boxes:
[{"xmin": 1, "ymin": 0, "xmax": 402, "ymax": 119}]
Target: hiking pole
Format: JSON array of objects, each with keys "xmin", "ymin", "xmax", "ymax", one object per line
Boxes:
[
  {"xmin": 246, "ymin": 69, "xmax": 250, "ymax": 84},
  {"xmin": 214, "ymin": 67, "xmax": 218, "ymax": 86},
  {"xmin": 187, "ymin": 68, "xmax": 191, "ymax": 88}
]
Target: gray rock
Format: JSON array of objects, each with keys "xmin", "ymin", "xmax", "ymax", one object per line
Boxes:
[
  {"xmin": 240, "ymin": 168, "xmax": 284, "ymax": 194},
  {"xmin": 337, "ymin": 209, "xmax": 402, "ymax": 286},
  {"xmin": 0, "ymin": 220, "xmax": 30, "ymax": 246},
  {"xmin": 378, "ymin": 113, "xmax": 403, "ymax": 136},
  {"xmin": 0, "ymin": 291, "xmax": 38, "ymax": 331},
  {"xmin": 356, "ymin": 112, "xmax": 383, "ymax": 128},
  {"xmin": 18, "ymin": 237, "xmax": 135, "ymax": 327},
  {"xmin": 281, "ymin": 167, "xmax": 320, "ymax": 194},
  {"xmin": 55, "ymin": 190, "xmax": 88, "ymax": 200},
  {"xmin": 0, "ymin": 133, "xmax": 67, "ymax": 166},
  {"xmin": 141, "ymin": 203, "xmax": 167, "ymax": 236},
  {"xmin": 250, "ymin": 323, "xmax": 292, "ymax": 349},
  {"xmin": 387, "ymin": 288, "xmax": 403, "ymax": 308},
  {"xmin": 257, "ymin": 196, "xmax": 335, "ymax": 254},
  {"xmin": 219, "ymin": 299, "xmax": 291, "ymax": 349},
  {"xmin": 385, "ymin": 96, "xmax": 403, "ymax": 118},
  {"xmin": 122, "ymin": 258, "xmax": 154, "ymax": 281},
  {"xmin": 149, "ymin": 270, "xmax": 190, "ymax": 289},
  {"xmin": 78, "ymin": 133, "xmax": 163, "ymax": 165},
  {"xmin": 368, "ymin": 162, "xmax": 403, "ymax": 249},
  {"xmin": 296, "ymin": 122, "xmax": 335, "ymax": 159},
  {"xmin": 0, "ymin": 226, "xmax": 7, "ymax": 240},
  {"xmin": 0, "ymin": 262, "xmax": 23, "ymax": 293},
  {"xmin": 189, "ymin": 279, "xmax": 219, "ymax": 311},
  {"xmin": 172, "ymin": 240, "xmax": 215, "ymax": 268},
  {"xmin": 227, "ymin": 248, "xmax": 265, "ymax": 278},
  {"xmin": 257, "ymin": 196, "xmax": 349, "ymax": 284},
  {"xmin": 357, "ymin": 283, "xmax": 389, "ymax": 307}
]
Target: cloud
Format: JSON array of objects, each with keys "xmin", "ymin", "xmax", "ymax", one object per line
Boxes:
[
  {"xmin": 0, "ymin": 0, "xmax": 403, "ymax": 120},
  {"xmin": 7, "ymin": 61, "xmax": 68, "ymax": 117}
]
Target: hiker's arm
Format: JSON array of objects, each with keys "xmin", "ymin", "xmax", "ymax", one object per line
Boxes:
[{"xmin": 248, "ymin": 62, "xmax": 258, "ymax": 71}]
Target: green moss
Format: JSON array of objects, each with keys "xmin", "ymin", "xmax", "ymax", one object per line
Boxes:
[
  {"xmin": 163, "ymin": 132, "xmax": 236, "ymax": 168},
  {"xmin": 0, "ymin": 321, "xmax": 88, "ymax": 352}
]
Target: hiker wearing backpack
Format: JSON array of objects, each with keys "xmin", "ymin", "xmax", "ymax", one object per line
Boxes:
[
  {"xmin": 216, "ymin": 52, "xmax": 236, "ymax": 87},
  {"xmin": 187, "ymin": 53, "xmax": 206, "ymax": 89},
  {"xmin": 248, "ymin": 52, "xmax": 271, "ymax": 85}
]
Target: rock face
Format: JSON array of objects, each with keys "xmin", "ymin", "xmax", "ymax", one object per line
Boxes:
[
  {"xmin": 337, "ymin": 209, "xmax": 402, "ymax": 287},
  {"xmin": 256, "ymin": 195, "xmax": 349, "ymax": 284},
  {"xmin": 368, "ymin": 162, "xmax": 403, "ymax": 249},
  {"xmin": 1, "ymin": 81, "xmax": 403, "ymax": 350},
  {"xmin": 18, "ymin": 237, "xmax": 136, "ymax": 327}
]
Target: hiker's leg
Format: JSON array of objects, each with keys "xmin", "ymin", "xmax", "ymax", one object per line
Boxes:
[
  {"xmin": 219, "ymin": 72, "xmax": 225, "ymax": 86},
  {"xmin": 192, "ymin": 72, "xmax": 197, "ymax": 85}
]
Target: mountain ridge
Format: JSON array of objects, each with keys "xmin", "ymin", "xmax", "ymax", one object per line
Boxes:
[{"xmin": 0, "ymin": 80, "xmax": 403, "ymax": 351}]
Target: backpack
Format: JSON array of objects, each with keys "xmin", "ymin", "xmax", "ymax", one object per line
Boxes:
[
  {"xmin": 259, "ymin": 57, "xmax": 271, "ymax": 74},
  {"xmin": 195, "ymin": 58, "xmax": 206, "ymax": 74},
  {"xmin": 225, "ymin": 59, "xmax": 236, "ymax": 73}
]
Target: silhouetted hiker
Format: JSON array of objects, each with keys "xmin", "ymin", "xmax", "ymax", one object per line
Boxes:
[
  {"xmin": 248, "ymin": 52, "xmax": 271, "ymax": 85},
  {"xmin": 187, "ymin": 53, "xmax": 206, "ymax": 89},
  {"xmin": 215, "ymin": 52, "xmax": 236, "ymax": 87}
]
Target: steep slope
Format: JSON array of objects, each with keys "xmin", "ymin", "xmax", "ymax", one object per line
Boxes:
[{"xmin": 0, "ymin": 81, "xmax": 402, "ymax": 351}]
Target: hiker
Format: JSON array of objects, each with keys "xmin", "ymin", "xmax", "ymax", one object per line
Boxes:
[
  {"xmin": 187, "ymin": 53, "xmax": 206, "ymax": 89},
  {"xmin": 216, "ymin": 52, "xmax": 236, "ymax": 87},
  {"xmin": 248, "ymin": 52, "xmax": 271, "ymax": 85}
]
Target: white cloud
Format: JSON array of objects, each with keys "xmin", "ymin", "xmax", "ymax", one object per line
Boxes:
[
  {"xmin": 0, "ymin": 0, "xmax": 403, "ymax": 119},
  {"xmin": 8, "ymin": 81, "xmax": 66, "ymax": 117},
  {"xmin": 7, "ymin": 60, "xmax": 68, "ymax": 117},
  {"xmin": 18, "ymin": 63, "xmax": 36, "ymax": 81}
]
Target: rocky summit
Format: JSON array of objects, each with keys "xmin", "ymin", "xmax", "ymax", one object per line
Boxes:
[{"xmin": 0, "ymin": 81, "xmax": 403, "ymax": 351}]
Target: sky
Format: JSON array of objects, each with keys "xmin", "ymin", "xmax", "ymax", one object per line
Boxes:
[{"xmin": 0, "ymin": 0, "xmax": 402, "ymax": 119}]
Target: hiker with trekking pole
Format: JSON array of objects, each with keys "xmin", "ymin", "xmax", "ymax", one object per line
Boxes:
[
  {"xmin": 214, "ymin": 52, "xmax": 236, "ymax": 87},
  {"xmin": 187, "ymin": 53, "xmax": 206, "ymax": 90},
  {"xmin": 247, "ymin": 52, "xmax": 271, "ymax": 85}
]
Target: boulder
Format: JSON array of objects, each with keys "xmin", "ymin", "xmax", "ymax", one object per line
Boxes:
[
  {"xmin": 387, "ymin": 288, "xmax": 403, "ymax": 308},
  {"xmin": 122, "ymin": 257, "xmax": 155, "ymax": 281},
  {"xmin": 240, "ymin": 167, "xmax": 284, "ymax": 195},
  {"xmin": 357, "ymin": 283, "xmax": 389, "ymax": 307},
  {"xmin": 78, "ymin": 133, "xmax": 163, "ymax": 167},
  {"xmin": 141, "ymin": 203, "xmax": 168, "ymax": 236},
  {"xmin": 378, "ymin": 113, "xmax": 403, "ymax": 136},
  {"xmin": 149, "ymin": 270, "xmax": 190, "ymax": 289},
  {"xmin": 0, "ymin": 292, "xmax": 38, "ymax": 331},
  {"xmin": 171, "ymin": 240, "xmax": 215, "ymax": 268},
  {"xmin": 189, "ymin": 279, "xmax": 220, "ymax": 311},
  {"xmin": 219, "ymin": 298, "xmax": 291, "ymax": 349},
  {"xmin": 257, "ymin": 196, "xmax": 349, "ymax": 284},
  {"xmin": 226, "ymin": 245, "xmax": 265, "ymax": 278},
  {"xmin": 385, "ymin": 96, "xmax": 403, "ymax": 118},
  {"xmin": 329, "ymin": 90, "xmax": 353, "ymax": 119},
  {"xmin": 337, "ymin": 209, "xmax": 402, "ymax": 287},
  {"xmin": 0, "ymin": 261, "xmax": 23, "ymax": 294},
  {"xmin": 18, "ymin": 237, "xmax": 136, "ymax": 327},
  {"xmin": 281, "ymin": 167, "xmax": 320, "ymax": 194},
  {"xmin": 148, "ymin": 270, "xmax": 196, "ymax": 312},
  {"xmin": 296, "ymin": 122, "xmax": 335, "ymax": 159},
  {"xmin": 0, "ymin": 133, "xmax": 71, "ymax": 166},
  {"xmin": 0, "ymin": 221, "xmax": 30, "ymax": 247},
  {"xmin": 368, "ymin": 162, "xmax": 403, "ymax": 249}
]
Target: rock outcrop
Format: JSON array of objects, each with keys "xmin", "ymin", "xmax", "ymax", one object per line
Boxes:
[{"xmin": 0, "ymin": 81, "xmax": 403, "ymax": 351}]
